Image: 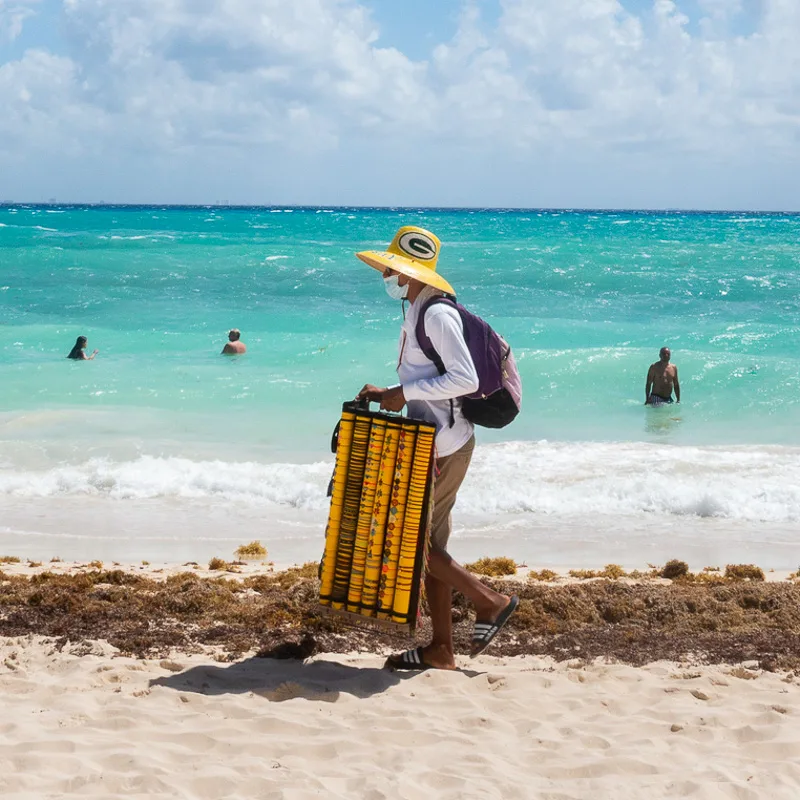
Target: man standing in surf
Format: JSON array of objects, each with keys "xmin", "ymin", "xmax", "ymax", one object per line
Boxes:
[
  {"xmin": 355, "ymin": 226, "xmax": 518, "ymax": 671},
  {"xmin": 645, "ymin": 347, "xmax": 681, "ymax": 405}
]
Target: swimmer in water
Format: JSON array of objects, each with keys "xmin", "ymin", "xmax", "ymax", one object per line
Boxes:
[
  {"xmin": 66, "ymin": 336, "xmax": 98, "ymax": 360},
  {"xmin": 221, "ymin": 329, "xmax": 246, "ymax": 355},
  {"xmin": 645, "ymin": 347, "xmax": 680, "ymax": 405}
]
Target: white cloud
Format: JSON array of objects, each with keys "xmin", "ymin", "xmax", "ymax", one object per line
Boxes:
[
  {"xmin": 697, "ymin": 0, "xmax": 744, "ymax": 38},
  {"xmin": 54, "ymin": 0, "xmax": 431, "ymax": 151},
  {"xmin": 1, "ymin": 0, "xmax": 799, "ymax": 206},
  {"xmin": 0, "ymin": 0, "xmax": 39, "ymax": 42},
  {"xmin": 0, "ymin": 49, "xmax": 102, "ymax": 155},
  {"xmin": 429, "ymin": 0, "xmax": 799, "ymax": 159}
]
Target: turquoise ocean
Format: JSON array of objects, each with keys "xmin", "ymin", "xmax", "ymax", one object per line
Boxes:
[{"xmin": 1, "ymin": 205, "xmax": 799, "ymax": 566}]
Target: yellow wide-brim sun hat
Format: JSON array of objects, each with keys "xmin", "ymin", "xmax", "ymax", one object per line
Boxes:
[{"xmin": 356, "ymin": 226, "xmax": 455, "ymax": 295}]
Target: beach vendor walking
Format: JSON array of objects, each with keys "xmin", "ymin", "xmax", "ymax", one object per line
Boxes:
[{"xmin": 356, "ymin": 226, "xmax": 519, "ymax": 671}]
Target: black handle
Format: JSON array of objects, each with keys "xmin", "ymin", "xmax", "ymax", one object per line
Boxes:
[
  {"xmin": 330, "ymin": 421, "xmax": 341, "ymax": 454},
  {"xmin": 331, "ymin": 398, "xmax": 370, "ymax": 453}
]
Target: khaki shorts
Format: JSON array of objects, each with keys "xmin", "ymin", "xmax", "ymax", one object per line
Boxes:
[{"xmin": 429, "ymin": 435, "xmax": 475, "ymax": 551}]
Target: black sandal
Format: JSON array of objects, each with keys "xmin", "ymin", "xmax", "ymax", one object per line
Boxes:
[
  {"xmin": 470, "ymin": 595, "xmax": 519, "ymax": 657},
  {"xmin": 384, "ymin": 646, "xmax": 433, "ymax": 672}
]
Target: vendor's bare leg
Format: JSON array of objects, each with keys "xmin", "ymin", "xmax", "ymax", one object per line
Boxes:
[
  {"xmin": 421, "ymin": 571, "xmax": 457, "ymax": 669},
  {"xmin": 419, "ymin": 548, "xmax": 512, "ymax": 669}
]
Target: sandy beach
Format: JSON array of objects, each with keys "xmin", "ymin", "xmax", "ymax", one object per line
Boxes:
[
  {"xmin": 2, "ymin": 634, "xmax": 799, "ymax": 799},
  {"xmin": 2, "ymin": 560, "xmax": 800, "ymax": 798}
]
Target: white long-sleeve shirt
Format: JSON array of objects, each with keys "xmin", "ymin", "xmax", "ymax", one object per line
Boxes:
[{"xmin": 397, "ymin": 284, "xmax": 478, "ymax": 457}]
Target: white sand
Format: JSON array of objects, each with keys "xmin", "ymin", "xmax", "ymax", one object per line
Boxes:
[
  {"xmin": 0, "ymin": 559, "xmax": 795, "ymax": 584},
  {"xmin": 4, "ymin": 495, "xmax": 800, "ymax": 570},
  {"xmin": 2, "ymin": 635, "xmax": 799, "ymax": 799}
]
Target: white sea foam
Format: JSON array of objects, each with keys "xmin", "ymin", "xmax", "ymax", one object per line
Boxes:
[
  {"xmin": 462, "ymin": 441, "xmax": 800, "ymax": 522},
  {"xmin": 0, "ymin": 456, "xmax": 333, "ymax": 508},
  {"xmin": 1, "ymin": 441, "xmax": 798, "ymax": 523}
]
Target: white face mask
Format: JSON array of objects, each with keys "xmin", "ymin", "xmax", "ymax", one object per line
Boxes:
[{"xmin": 384, "ymin": 275, "xmax": 409, "ymax": 301}]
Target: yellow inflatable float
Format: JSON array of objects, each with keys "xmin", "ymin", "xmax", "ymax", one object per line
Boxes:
[{"xmin": 319, "ymin": 401, "xmax": 436, "ymax": 632}]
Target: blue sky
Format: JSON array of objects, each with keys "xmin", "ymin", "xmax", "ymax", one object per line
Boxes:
[{"xmin": 1, "ymin": 0, "xmax": 797, "ymax": 208}]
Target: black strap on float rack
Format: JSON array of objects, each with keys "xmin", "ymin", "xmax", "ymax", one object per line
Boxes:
[
  {"xmin": 331, "ymin": 398, "xmax": 369, "ymax": 453},
  {"xmin": 327, "ymin": 398, "xmax": 369, "ymax": 496}
]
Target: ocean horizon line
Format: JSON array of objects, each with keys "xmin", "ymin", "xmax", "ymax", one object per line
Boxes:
[{"xmin": 2, "ymin": 203, "xmax": 800, "ymax": 215}]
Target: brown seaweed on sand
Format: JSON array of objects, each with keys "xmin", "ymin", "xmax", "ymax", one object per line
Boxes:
[{"xmin": 1, "ymin": 567, "xmax": 799, "ymax": 669}]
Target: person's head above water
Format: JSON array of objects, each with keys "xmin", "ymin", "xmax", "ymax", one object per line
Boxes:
[
  {"xmin": 356, "ymin": 226, "xmax": 454, "ymax": 303},
  {"xmin": 228, "ymin": 329, "xmax": 241, "ymax": 342},
  {"xmin": 67, "ymin": 336, "xmax": 88, "ymax": 359},
  {"xmin": 659, "ymin": 347, "xmax": 671, "ymax": 363}
]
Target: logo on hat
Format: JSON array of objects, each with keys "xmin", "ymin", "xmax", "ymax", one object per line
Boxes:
[{"xmin": 398, "ymin": 231, "xmax": 437, "ymax": 261}]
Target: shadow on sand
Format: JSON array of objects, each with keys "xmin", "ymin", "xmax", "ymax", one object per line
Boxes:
[{"xmin": 150, "ymin": 656, "xmax": 487, "ymax": 702}]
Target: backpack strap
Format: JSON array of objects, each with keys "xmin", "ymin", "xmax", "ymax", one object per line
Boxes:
[
  {"xmin": 414, "ymin": 295, "xmax": 460, "ymax": 428},
  {"xmin": 414, "ymin": 296, "xmax": 458, "ymax": 375}
]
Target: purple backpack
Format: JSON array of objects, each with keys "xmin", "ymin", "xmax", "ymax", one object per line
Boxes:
[{"xmin": 415, "ymin": 297, "xmax": 522, "ymax": 429}]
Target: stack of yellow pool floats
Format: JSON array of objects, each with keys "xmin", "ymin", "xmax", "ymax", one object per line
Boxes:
[{"xmin": 319, "ymin": 402, "xmax": 436, "ymax": 631}]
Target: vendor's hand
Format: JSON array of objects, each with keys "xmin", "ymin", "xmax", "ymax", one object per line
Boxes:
[
  {"xmin": 356, "ymin": 384, "xmax": 385, "ymax": 403},
  {"xmin": 355, "ymin": 384, "xmax": 406, "ymax": 412},
  {"xmin": 380, "ymin": 385, "xmax": 406, "ymax": 413}
]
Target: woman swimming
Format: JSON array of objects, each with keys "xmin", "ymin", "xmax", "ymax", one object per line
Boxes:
[{"xmin": 66, "ymin": 336, "xmax": 99, "ymax": 360}]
